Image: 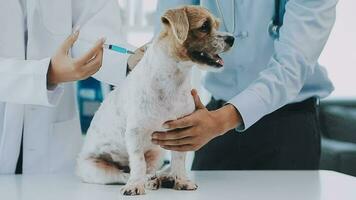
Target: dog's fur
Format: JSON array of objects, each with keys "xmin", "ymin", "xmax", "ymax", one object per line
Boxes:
[{"xmin": 76, "ymin": 6, "xmax": 234, "ymax": 196}]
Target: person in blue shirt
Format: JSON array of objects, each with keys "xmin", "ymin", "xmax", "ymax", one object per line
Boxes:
[{"xmin": 150, "ymin": 0, "xmax": 337, "ymax": 170}]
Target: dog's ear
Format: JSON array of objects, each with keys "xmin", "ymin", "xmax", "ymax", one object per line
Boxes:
[{"xmin": 161, "ymin": 8, "xmax": 189, "ymax": 44}]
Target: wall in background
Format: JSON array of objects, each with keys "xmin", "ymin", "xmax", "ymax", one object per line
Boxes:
[{"xmin": 318, "ymin": 0, "xmax": 356, "ymax": 98}]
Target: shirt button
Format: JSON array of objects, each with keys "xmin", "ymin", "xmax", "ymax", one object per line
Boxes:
[{"xmin": 235, "ymin": 31, "xmax": 249, "ymax": 39}]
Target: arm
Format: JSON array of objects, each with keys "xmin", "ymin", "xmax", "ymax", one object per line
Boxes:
[
  {"xmin": 0, "ymin": 31, "xmax": 105, "ymax": 106},
  {"xmin": 0, "ymin": 57, "xmax": 63, "ymax": 106},
  {"xmin": 72, "ymin": 0, "xmax": 132, "ymax": 86},
  {"xmin": 228, "ymin": 0, "xmax": 338, "ymax": 131},
  {"xmin": 151, "ymin": 0, "xmax": 337, "ymax": 151}
]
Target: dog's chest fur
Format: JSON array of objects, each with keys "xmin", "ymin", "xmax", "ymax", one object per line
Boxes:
[{"xmin": 123, "ymin": 42, "xmax": 196, "ymax": 130}]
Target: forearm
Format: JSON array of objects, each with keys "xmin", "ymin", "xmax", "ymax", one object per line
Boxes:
[
  {"xmin": 211, "ymin": 104, "xmax": 242, "ymax": 135},
  {"xmin": 0, "ymin": 57, "xmax": 63, "ymax": 106},
  {"xmin": 227, "ymin": 0, "xmax": 337, "ymax": 131}
]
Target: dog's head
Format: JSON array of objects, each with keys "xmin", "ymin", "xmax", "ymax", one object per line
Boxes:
[{"xmin": 159, "ymin": 6, "xmax": 235, "ymax": 70}]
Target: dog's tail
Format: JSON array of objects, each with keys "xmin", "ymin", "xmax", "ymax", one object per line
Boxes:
[{"xmin": 76, "ymin": 155, "xmax": 129, "ymax": 185}]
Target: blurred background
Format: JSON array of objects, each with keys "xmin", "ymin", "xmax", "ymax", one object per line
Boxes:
[{"xmin": 77, "ymin": 0, "xmax": 356, "ymax": 175}]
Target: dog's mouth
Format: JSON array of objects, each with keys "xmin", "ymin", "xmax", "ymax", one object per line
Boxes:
[{"xmin": 190, "ymin": 51, "xmax": 224, "ymax": 68}]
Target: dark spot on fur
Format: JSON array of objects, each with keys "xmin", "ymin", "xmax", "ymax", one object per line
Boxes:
[
  {"xmin": 157, "ymin": 179, "xmax": 161, "ymax": 189},
  {"xmin": 149, "ymin": 175, "xmax": 161, "ymax": 189},
  {"xmin": 96, "ymin": 153, "xmax": 130, "ymax": 173},
  {"xmin": 98, "ymin": 152, "xmax": 113, "ymax": 162},
  {"xmin": 158, "ymin": 89, "xmax": 164, "ymax": 101},
  {"xmin": 123, "ymin": 190, "xmax": 132, "ymax": 195},
  {"xmin": 160, "ymin": 176, "xmax": 175, "ymax": 188},
  {"xmin": 122, "ymin": 166, "xmax": 130, "ymax": 173},
  {"xmin": 181, "ymin": 185, "xmax": 188, "ymax": 190}
]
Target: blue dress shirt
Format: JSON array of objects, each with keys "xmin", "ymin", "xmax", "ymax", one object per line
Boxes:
[{"xmin": 157, "ymin": 0, "xmax": 337, "ymax": 131}]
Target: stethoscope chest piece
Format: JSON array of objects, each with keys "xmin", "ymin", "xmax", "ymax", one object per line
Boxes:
[{"xmin": 268, "ymin": 20, "xmax": 280, "ymax": 39}]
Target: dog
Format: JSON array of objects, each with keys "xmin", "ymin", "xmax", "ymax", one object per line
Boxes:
[{"xmin": 76, "ymin": 6, "xmax": 235, "ymax": 196}]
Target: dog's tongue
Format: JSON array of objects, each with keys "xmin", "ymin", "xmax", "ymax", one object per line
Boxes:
[
  {"xmin": 217, "ymin": 58, "xmax": 224, "ymax": 65},
  {"xmin": 214, "ymin": 54, "xmax": 224, "ymax": 66}
]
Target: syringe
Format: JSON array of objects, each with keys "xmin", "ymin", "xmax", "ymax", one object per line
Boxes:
[
  {"xmin": 103, "ymin": 44, "xmax": 135, "ymax": 55},
  {"xmin": 76, "ymin": 38, "xmax": 135, "ymax": 55}
]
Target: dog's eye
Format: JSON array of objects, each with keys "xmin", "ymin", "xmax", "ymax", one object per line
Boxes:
[{"xmin": 199, "ymin": 21, "xmax": 210, "ymax": 33}]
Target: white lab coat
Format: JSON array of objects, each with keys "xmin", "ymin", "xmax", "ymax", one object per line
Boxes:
[{"xmin": 0, "ymin": 0, "xmax": 129, "ymax": 174}]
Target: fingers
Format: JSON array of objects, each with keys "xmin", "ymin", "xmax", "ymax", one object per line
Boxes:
[
  {"xmin": 75, "ymin": 38, "xmax": 106, "ymax": 66},
  {"xmin": 60, "ymin": 30, "xmax": 80, "ymax": 54},
  {"xmin": 81, "ymin": 47, "xmax": 104, "ymax": 76},
  {"xmin": 152, "ymin": 136, "xmax": 194, "ymax": 146},
  {"xmin": 152, "ymin": 128, "xmax": 192, "ymax": 140},
  {"xmin": 163, "ymin": 115, "xmax": 195, "ymax": 129},
  {"xmin": 161, "ymin": 145, "xmax": 194, "ymax": 152},
  {"xmin": 191, "ymin": 89, "xmax": 205, "ymax": 109}
]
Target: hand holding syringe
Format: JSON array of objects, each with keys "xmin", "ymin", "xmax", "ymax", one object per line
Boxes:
[
  {"xmin": 48, "ymin": 30, "xmax": 135, "ymax": 86},
  {"xmin": 77, "ymin": 37, "xmax": 135, "ymax": 55}
]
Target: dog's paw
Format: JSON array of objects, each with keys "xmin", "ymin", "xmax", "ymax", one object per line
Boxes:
[
  {"xmin": 159, "ymin": 175, "xmax": 198, "ymax": 191},
  {"xmin": 145, "ymin": 175, "xmax": 160, "ymax": 190},
  {"xmin": 174, "ymin": 179, "xmax": 198, "ymax": 190},
  {"xmin": 120, "ymin": 183, "xmax": 145, "ymax": 196}
]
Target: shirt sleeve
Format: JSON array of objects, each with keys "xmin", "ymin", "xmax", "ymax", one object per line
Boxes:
[
  {"xmin": 228, "ymin": 0, "xmax": 338, "ymax": 131},
  {"xmin": 71, "ymin": 0, "xmax": 132, "ymax": 86},
  {"xmin": 0, "ymin": 57, "xmax": 63, "ymax": 106}
]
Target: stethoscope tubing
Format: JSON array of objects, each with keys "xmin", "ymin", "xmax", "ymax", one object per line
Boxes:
[{"xmin": 215, "ymin": 0, "xmax": 283, "ymax": 39}]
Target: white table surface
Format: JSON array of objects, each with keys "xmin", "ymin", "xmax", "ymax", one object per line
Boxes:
[{"xmin": 1, "ymin": 170, "xmax": 356, "ymax": 200}]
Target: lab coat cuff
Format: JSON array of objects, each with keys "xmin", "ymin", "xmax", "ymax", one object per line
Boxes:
[
  {"xmin": 92, "ymin": 41, "xmax": 136, "ymax": 86},
  {"xmin": 93, "ymin": 48, "xmax": 129, "ymax": 86},
  {"xmin": 46, "ymin": 85, "xmax": 64, "ymax": 106},
  {"xmin": 228, "ymin": 89, "xmax": 269, "ymax": 132},
  {"xmin": 37, "ymin": 58, "xmax": 64, "ymax": 107}
]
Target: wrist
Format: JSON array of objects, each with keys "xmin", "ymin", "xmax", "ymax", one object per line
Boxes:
[
  {"xmin": 47, "ymin": 59, "xmax": 61, "ymax": 85},
  {"xmin": 212, "ymin": 104, "xmax": 242, "ymax": 135}
]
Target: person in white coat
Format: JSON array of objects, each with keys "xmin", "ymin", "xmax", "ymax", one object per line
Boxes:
[{"xmin": 0, "ymin": 0, "xmax": 130, "ymax": 174}]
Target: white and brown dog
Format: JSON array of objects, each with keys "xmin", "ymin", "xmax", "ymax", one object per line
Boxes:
[{"xmin": 76, "ymin": 6, "xmax": 235, "ymax": 196}]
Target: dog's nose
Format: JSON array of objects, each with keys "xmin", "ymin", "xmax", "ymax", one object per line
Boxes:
[{"xmin": 224, "ymin": 36, "xmax": 235, "ymax": 47}]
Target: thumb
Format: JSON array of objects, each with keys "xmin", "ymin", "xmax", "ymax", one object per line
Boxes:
[
  {"xmin": 191, "ymin": 89, "xmax": 205, "ymax": 110},
  {"xmin": 60, "ymin": 30, "xmax": 80, "ymax": 54}
]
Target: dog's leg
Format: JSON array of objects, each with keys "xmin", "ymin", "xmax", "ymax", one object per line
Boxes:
[
  {"xmin": 144, "ymin": 147, "xmax": 164, "ymax": 190},
  {"xmin": 160, "ymin": 152, "xmax": 197, "ymax": 190},
  {"xmin": 76, "ymin": 155, "xmax": 129, "ymax": 185},
  {"xmin": 120, "ymin": 127, "xmax": 147, "ymax": 196},
  {"xmin": 145, "ymin": 147, "xmax": 164, "ymax": 174}
]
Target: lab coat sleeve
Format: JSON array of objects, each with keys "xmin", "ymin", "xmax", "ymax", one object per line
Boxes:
[
  {"xmin": 71, "ymin": 0, "xmax": 132, "ymax": 86},
  {"xmin": 0, "ymin": 57, "xmax": 63, "ymax": 106},
  {"xmin": 228, "ymin": 0, "xmax": 338, "ymax": 131}
]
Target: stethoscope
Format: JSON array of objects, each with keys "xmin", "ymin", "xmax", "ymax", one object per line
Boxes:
[{"xmin": 215, "ymin": 0, "xmax": 286, "ymax": 39}]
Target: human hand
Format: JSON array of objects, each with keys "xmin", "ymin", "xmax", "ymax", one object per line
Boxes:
[
  {"xmin": 47, "ymin": 30, "xmax": 105, "ymax": 85},
  {"xmin": 151, "ymin": 89, "xmax": 242, "ymax": 152}
]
